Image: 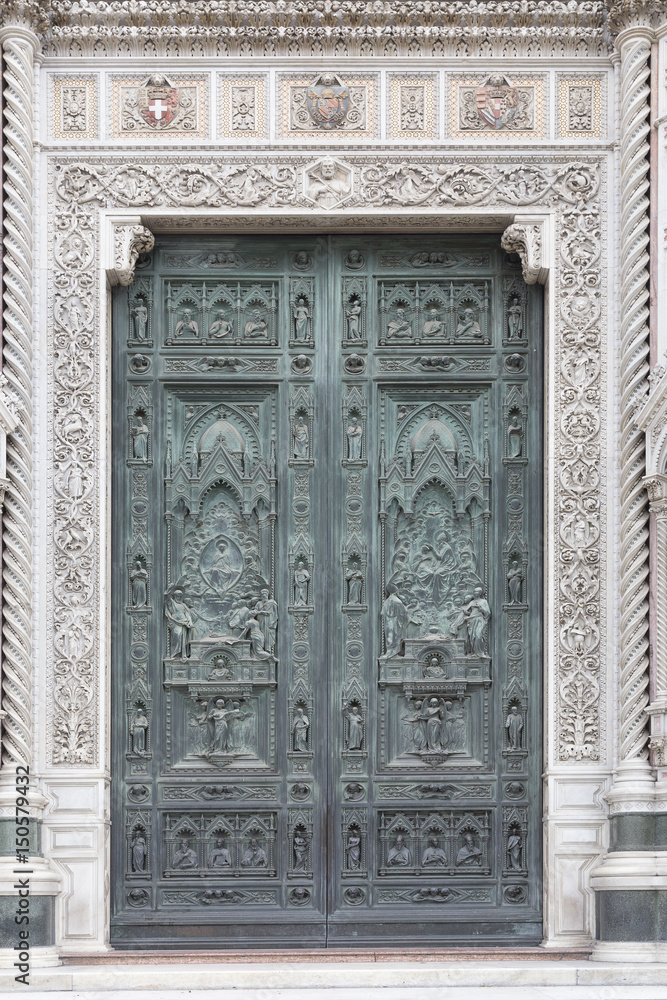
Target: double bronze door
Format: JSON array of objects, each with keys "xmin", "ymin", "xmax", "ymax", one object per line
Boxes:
[{"xmin": 112, "ymin": 234, "xmax": 542, "ymax": 948}]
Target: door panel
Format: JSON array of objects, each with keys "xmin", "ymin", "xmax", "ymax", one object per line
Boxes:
[{"xmin": 112, "ymin": 234, "xmax": 542, "ymax": 948}]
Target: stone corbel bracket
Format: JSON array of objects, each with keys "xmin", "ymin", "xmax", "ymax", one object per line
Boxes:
[
  {"xmin": 501, "ymin": 216, "xmax": 551, "ymax": 285},
  {"xmin": 105, "ymin": 216, "xmax": 155, "ymax": 287}
]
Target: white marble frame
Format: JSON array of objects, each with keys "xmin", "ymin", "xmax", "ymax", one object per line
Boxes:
[{"xmin": 39, "ymin": 153, "xmax": 611, "ymax": 951}]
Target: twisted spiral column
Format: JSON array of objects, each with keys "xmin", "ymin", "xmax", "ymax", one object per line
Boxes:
[
  {"xmin": 618, "ymin": 28, "xmax": 653, "ymax": 768},
  {"xmin": 0, "ymin": 25, "xmax": 37, "ymax": 769}
]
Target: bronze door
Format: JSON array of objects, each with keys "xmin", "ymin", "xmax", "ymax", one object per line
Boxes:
[{"xmin": 112, "ymin": 235, "xmax": 542, "ymax": 948}]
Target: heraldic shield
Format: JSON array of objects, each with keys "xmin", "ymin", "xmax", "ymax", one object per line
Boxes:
[
  {"xmin": 306, "ymin": 73, "xmax": 350, "ymax": 130},
  {"xmin": 138, "ymin": 74, "xmax": 179, "ymax": 129},
  {"xmin": 475, "ymin": 74, "xmax": 518, "ymax": 130}
]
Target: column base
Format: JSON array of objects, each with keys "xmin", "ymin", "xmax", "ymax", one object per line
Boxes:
[
  {"xmin": 590, "ymin": 940, "xmax": 667, "ymax": 963},
  {"xmin": 0, "ymin": 945, "xmax": 60, "ymax": 970}
]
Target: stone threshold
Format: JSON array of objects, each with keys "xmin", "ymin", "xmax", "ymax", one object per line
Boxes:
[
  {"xmin": 3, "ymin": 959, "xmax": 667, "ymax": 991},
  {"xmin": 60, "ymin": 947, "xmax": 591, "ymax": 965}
]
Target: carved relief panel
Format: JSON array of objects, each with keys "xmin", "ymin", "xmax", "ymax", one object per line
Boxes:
[{"xmin": 112, "ymin": 234, "xmax": 542, "ymax": 948}]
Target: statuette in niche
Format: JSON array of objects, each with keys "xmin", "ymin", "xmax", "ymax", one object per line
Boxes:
[
  {"xmin": 387, "ymin": 834, "xmax": 411, "ymax": 866},
  {"xmin": 209, "ymin": 309, "xmax": 234, "ymax": 339},
  {"xmin": 423, "ymin": 308, "xmax": 445, "ymax": 338},
  {"xmin": 346, "ymin": 297, "xmax": 362, "ymax": 340},
  {"xmin": 130, "ymin": 707, "xmax": 149, "ymax": 754},
  {"xmin": 130, "ymin": 559, "xmax": 148, "ymax": 608},
  {"xmin": 243, "ymin": 309, "xmax": 268, "ymax": 339},
  {"xmin": 387, "ymin": 307, "xmax": 412, "ymax": 340},
  {"xmin": 241, "ymin": 838, "xmax": 267, "ymax": 867},
  {"xmin": 507, "ymin": 560, "xmax": 524, "ymax": 604},
  {"xmin": 456, "ymin": 308, "xmax": 482, "ymax": 341},
  {"xmin": 294, "ymin": 561, "xmax": 311, "ymax": 607},
  {"xmin": 293, "ymin": 831, "xmax": 309, "ymax": 871},
  {"xmin": 293, "ymin": 416, "xmax": 309, "ymax": 460},
  {"xmin": 507, "ymin": 830, "xmax": 522, "ymax": 870},
  {"xmin": 422, "ymin": 836, "xmax": 447, "ymax": 866},
  {"xmin": 344, "ymin": 703, "xmax": 364, "ymax": 750},
  {"xmin": 131, "ymin": 298, "xmax": 148, "ymax": 341},
  {"xmin": 456, "ymin": 832, "xmax": 482, "ymax": 866},
  {"xmin": 172, "ymin": 838, "xmax": 197, "ymax": 869},
  {"xmin": 209, "ymin": 837, "xmax": 232, "ymax": 868},
  {"xmin": 131, "ymin": 832, "xmax": 147, "ymax": 872},
  {"xmin": 131, "ymin": 416, "xmax": 149, "ymax": 460},
  {"xmin": 293, "ymin": 706, "xmax": 310, "ymax": 752},
  {"xmin": 346, "ymin": 562, "xmax": 363, "ymax": 605},
  {"xmin": 293, "ymin": 296, "xmax": 311, "ymax": 343},
  {"xmin": 505, "ymin": 705, "xmax": 524, "ymax": 750},
  {"xmin": 508, "ymin": 416, "xmax": 523, "ymax": 457},
  {"xmin": 507, "ymin": 296, "xmax": 523, "ymax": 340},
  {"xmin": 381, "ymin": 584, "xmax": 408, "ymax": 656},
  {"xmin": 346, "ymin": 415, "xmax": 363, "ymax": 460},
  {"xmin": 346, "ymin": 831, "xmax": 361, "ymax": 869},
  {"xmin": 175, "ymin": 308, "xmax": 198, "ymax": 337}
]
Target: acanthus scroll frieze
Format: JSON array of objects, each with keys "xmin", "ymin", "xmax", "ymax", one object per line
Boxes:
[{"xmin": 47, "ymin": 153, "xmax": 605, "ymax": 769}]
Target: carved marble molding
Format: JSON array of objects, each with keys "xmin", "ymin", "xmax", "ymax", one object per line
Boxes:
[
  {"xmin": 109, "ymin": 223, "xmax": 156, "ymax": 288},
  {"xmin": 39, "ymin": 1, "xmax": 611, "ymax": 58},
  {"xmin": 46, "ymin": 153, "xmax": 606, "ymax": 771}
]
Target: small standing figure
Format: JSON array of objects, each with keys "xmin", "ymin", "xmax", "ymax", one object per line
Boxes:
[
  {"xmin": 293, "ymin": 416, "xmax": 310, "ymax": 460},
  {"xmin": 293, "ymin": 707, "xmax": 310, "ymax": 752},
  {"xmin": 456, "ymin": 832, "xmax": 482, "ymax": 866},
  {"xmin": 387, "ymin": 834, "xmax": 411, "ymax": 866},
  {"xmin": 132, "ymin": 300, "xmax": 148, "ymax": 341},
  {"xmin": 346, "ymin": 831, "xmax": 361, "ymax": 870},
  {"xmin": 508, "ymin": 831, "xmax": 523, "ymax": 871},
  {"xmin": 130, "ymin": 708, "xmax": 149, "ymax": 754},
  {"xmin": 422, "ymin": 835, "xmax": 448, "ymax": 866},
  {"xmin": 172, "ymin": 838, "xmax": 197, "ymax": 869},
  {"xmin": 130, "ymin": 559, "xmax": 148, "ymax": 608},
  {"xmin": 381, "ymin": 584, "xmax": 409, "ymax": 656},
  {"xmin": 346, "ymin": 415, "xmax": 363, "ymax": 460},
  {"xmin": 165, "ymin": 588, "xmax": 194, "ymax": 659},
  {"xmin": 387, "ymin": 307, "xmax": 412, "ymax": 339},
  {"xmin": 209, "ymin": 309, "xmax": 234, "ymax": 339},
  {"xmin": 132, "ymin": 417, "xmax": 149, "ymax": 460},
  {"xmin": 256, "ymin": 588, "xmax": 278, "ymax": 654},
  {"xmin": 507, "ymin": 559, "xmax": 524, "ymax": 604},
  {"xmin": 508, "ymin": 415, "xmax": 523, "ymax": 458},
  {"xmin": 456, "ymin": 307, "xmax": 482, "ymax": 341},
  {"xmin": 346, "ymin": 563, "xmax": 363, "ymax": 605},
  {"xmin": 294, "ymin": 560, "xmax": 311, "ymax": 607},
  {"xmin": 175, "ymin": 308, "xmax": 199, "ymax": 337},
  {"xmin": 131, "ymin": 832, "xmax": 147, "ymax": 872},
  {"xmin": 464, "ymin": 587, "xmax": 491, "ymax": 656},
  {"xmin": 508, "ymin": 295, "xmax": 523, "ymax": 340},
  {"xmin": 209, "ymin": 837, "xmax": 232, "ymax": 868},
  {"xmin": 293, "ymin": 297, "xmax": 311, "ymax": 342},
  {"xmin": 346, "ymin": 298, "xmax": 362, "ymax": 340},
  {"xmin": 505, "ymin": 705, "xmax": 524, "ymax": 750},
  {"xmin": 293, "ymin": 832, "xmax": 309, "ymax": 872},
  {"xmin": 422, "ymin": 308, "xmax": 445, "ymax": 338},
  {"xmin": 345, "ymin": 704, "xmax": 364, "ymax": 750}
]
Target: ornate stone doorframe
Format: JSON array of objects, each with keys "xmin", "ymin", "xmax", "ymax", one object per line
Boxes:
[{"xmin": 34, "ymin": 153, "xmax": 609, "ymax": 956}]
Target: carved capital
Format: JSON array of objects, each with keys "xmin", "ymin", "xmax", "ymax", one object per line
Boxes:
[
  {"xmin": 0, "ymin": 0, "xmax": 47, "ymax": 38},
  {"xmin": 501, "ymin": 223, "xmax": 545, "ymax": 285},
  {"xmin": 644, "ymin": 474, "xmax": 667, "ymax": 514},
  {"xmin": 607, "ymin": 0, "xmax": 661, "ymax": 35},
  {"xmin": 110, "ymin": 224, "xmax": 155, "ymax": 287},
  {"xmin": 649, "ymin": 736, "xmax": 667, "ymax": 767}
]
